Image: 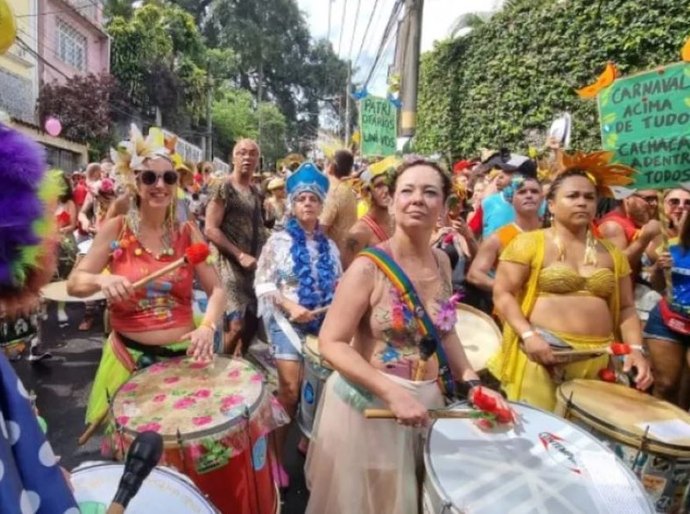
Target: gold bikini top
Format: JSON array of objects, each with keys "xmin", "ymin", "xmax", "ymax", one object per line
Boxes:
[{"xmin": 538, "ymin": 264, "xmax": 616, "ymax": 298}]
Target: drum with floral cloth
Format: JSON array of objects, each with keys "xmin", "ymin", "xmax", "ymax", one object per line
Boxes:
[
  {"xmin": 111, "ymin": 356, "xmax": 288, "ymax": 514},
  {"xmin": 71, "ymin": 462, "xmax": 217, "ymax": 513},
  {"xmin": 298, "ymin": 335, "xmax": 333, "ymax": 439}
]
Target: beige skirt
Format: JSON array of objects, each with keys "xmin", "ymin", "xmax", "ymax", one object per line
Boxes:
[{"xmin": 305, "ymin": 371, "xmax": 444, "ymax": 514}]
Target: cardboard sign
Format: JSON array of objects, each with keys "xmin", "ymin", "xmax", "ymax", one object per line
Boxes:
[
  {"xmin": 598, "ymin": 62, "xmax": 690, "ymax": 190},
  {"xmin": 360, "ymin": 96, "xmax": 397, "ymax": 157}
]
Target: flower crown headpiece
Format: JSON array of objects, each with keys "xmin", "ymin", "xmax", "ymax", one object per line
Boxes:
[
  {"xmin": 110, "ymin": 124, "xmax": 170, "ymax": 189},
  {"xmin": 554, "ymin": 150, "xmax": 635, "ymax": 198}
]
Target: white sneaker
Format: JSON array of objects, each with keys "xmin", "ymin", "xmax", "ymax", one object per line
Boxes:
[{"xmin": 57, "ymin": 310, "xmax": 68, "ymax": 323}]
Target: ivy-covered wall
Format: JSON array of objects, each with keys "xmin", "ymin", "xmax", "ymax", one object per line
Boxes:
[{"xmin": 416, "ymin": 0, "xmax": 690, "ymax": 159}]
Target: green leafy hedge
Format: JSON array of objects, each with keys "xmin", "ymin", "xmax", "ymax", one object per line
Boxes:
[{"xmin": 416, "ymin": 0, "xmax": 690, "ymax": 159}]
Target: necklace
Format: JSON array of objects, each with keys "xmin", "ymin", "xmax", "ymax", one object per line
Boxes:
[
  {"xmin": 551, "ymin": 226, "xmax": 598, "ymax": 267},
  {"xmin": 111, "ymin": 209, "xmax": 175, "ymax": 261}
]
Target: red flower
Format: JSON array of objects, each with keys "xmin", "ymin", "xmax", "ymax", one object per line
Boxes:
[
  {"xmin": 163, "ymin": 376, "xmax": 180, "ymax": 384},
  {"xmin": 173, "ymin": 397, "xmax": 196, "ymax": 410},
  {"xmin": 136, "ymin": 422, "xmax": 162, "ymax": 433},
  {"xmin": 56, "ymin": 211, "xmax": 71, "ymax": 228},
  {"xmin": 192, "ymin": 416, "xmax": 213, "ymax": 426},
  {"xmin": 193, "ymin": 389, "xmax": 211, "ymax": 399},
  {"xmin": 120, "ymin": 382, "xmax": 138, "ymax": 392},
  {"xmin": 153, "ymin": 394, "xmax": 167, "ymax": 403}
]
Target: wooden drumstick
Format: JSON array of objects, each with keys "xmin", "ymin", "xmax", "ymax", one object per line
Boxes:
[
  {"xmin": 364, "ymin": 408, "xmax": 478, "ymax": 419},
  {"xmin": 552, "ymin": 343, "xmax": 641, "ymax": 358},
  {"xmin": 78, "ymin": 411, "xmax": 108, "ymax": 446},
  {"xmin": 414, "ymin": 337, "xmax": 437, "ymax": 382},
  {"xmin": 131, "ymin": 243, "xmax": 209, "ymax": 289},
  {"xmin": 310, "ymin": 305, "xmax": 330, "ymax": 317}
]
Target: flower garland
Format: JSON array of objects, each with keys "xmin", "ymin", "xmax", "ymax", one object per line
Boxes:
[{"xmin": 285, "ymin": 217, "xmax": 337, "ymax": 334}]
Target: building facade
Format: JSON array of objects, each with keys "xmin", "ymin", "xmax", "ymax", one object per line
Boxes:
[
  {"xmin": 37, "ymin": 0, "xmax": 109, "ymax": 85},
  {"xmin": 0, "ymin": 0, "xmax": 39, "ymax": 123}
]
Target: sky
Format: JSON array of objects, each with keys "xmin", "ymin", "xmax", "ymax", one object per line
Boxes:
[{"xmin": 297, "ymin": 0, "xmax": 503, "ymax": 96}]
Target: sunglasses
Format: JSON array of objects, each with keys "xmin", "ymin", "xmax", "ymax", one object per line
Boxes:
[
  {"xmin": 139, "ymin": 170, "xmax": 178, "ymax": 186},
  {"xmin": 666, "ymin": 198, "xmax": 690, "ymax": 208}
]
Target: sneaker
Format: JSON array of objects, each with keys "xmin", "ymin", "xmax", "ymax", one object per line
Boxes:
[{"xmin": 57, "ymin": 309, "xmax": 68, "ymax": 324}]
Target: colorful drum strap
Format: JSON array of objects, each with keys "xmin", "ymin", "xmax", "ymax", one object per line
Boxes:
[{"xmin": 359, "ymin": 247, "xmax": 456, "ymax": 397}]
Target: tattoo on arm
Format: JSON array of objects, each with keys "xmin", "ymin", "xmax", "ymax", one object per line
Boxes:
[{"xmin": 346, "ymin": 236, "xmax": 362, "ymax": 254}]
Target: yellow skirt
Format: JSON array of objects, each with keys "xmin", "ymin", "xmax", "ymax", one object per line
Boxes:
[{"xmin": 498, "ymin": 329, "xmax": 611, "ymax": 412}]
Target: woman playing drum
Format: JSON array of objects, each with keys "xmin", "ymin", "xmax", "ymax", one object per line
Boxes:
[
  {"xmin": 305, "ymin": 159, "xmax": 508, "ymax": 514},
  {"xmin": 67, "ymin": 126, "xmax": 226, "ymax": 436},
  {"xmin": 254, "ymin": 162, "xmax": 342, "ymax": 487},
  {"xmin": 490, "ymin": 151, "xmax": 652, "ymax": 411}
]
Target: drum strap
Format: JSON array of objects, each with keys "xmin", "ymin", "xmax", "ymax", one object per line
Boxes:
[
  {"xmin": 358, "ymin": 247, "xmax": 456, "ymax": 398},
  {"xmin": 659, "ymin": 297, "xmax": 690, "ymax": 335}
]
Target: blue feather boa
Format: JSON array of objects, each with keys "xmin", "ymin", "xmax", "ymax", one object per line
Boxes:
[{"xmin": 285, "ymin": 217, "xmax": 337, "ymax": 334}]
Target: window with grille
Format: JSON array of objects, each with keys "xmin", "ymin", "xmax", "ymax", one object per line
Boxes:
[{"xmin": 56, "ymin": 20, "xmax": 87, "ymax": 71}]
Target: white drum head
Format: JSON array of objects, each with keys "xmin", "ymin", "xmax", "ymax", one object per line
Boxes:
[
  {"xmin": 424, "ymin": 403, "xmax": 653, "ymax": 514},
  {"xmin": 78, "ymin": 238, "xmax": 93, "ymax": 255},
  {"xmin": 71, "ymin": 462, "xmax": 217, "ymax": 513},
  {"xmin": 40, "ymin": 281, "xmax": 105, "ymax": 302},
  {"xmin": 454, "ymin": 304, "xmax": 501, "ymax": 371}
]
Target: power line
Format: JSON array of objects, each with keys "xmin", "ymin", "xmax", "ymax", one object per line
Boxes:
[
  {"xmin": 346, "ymin": 0, "xmax": 361, "ymax": 61},
  {"xmin": 353, "ymin": 0, "xmax": 379, "ymax": 69},
  {"xmin": 336, "ymin": 0, "xmax": 348, "ymax": 57},
  {"xmin": 362, "ymin": 0, "xmax": 403, "ymax": 89}
]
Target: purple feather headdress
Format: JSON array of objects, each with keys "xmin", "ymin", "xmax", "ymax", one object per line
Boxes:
[{"xmin": 0, "ymin": 122, "xmax": 58, "ymax": 316}]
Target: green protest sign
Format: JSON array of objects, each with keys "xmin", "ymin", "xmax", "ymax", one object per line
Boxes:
[
  {"xmin": 598, "ymin": 62, "xmax": 690, "ymax": 190},
  {"xmin": 360, "ymin": 96, "xmax": 397, "ymax": 157}
]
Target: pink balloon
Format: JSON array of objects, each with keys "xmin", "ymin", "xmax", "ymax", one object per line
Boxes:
[{"xmin": 45, "ymin": 117, "xmax": 62, "ymax": 137}]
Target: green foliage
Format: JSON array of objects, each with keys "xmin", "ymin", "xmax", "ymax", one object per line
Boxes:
[
  {"xmin": 212, "ymin": 87, "xmax": 287, "ymax": 167},
  {"xmin": 107, "ymin": 3, "xmax": 208, "ymax": 131},
  {"xmin": 416, "ymin": 0, "xmax": 690, "ymax": 160}
]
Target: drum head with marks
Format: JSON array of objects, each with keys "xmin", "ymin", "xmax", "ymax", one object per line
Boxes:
[
  {"xmin": 111, "ymin": 356, "xmax": 265, "ymax": 441},
  {"xmin": 425, "ymin": 402, "xmax": 653, "ymax": 514},
  {"xmin": 558, "ymin": 380, "xmax": 690, "ymax": 456},
  {"xmin": 71, "ymin": 462, "xmax": 216, "ymax": 513},
  {"xmin": 454, "ymin": 304, "xmax": 501, "ymax": 371},
  {"xmin": 41, "ymin": 281, "xmax": 104, "ymax": 302}
]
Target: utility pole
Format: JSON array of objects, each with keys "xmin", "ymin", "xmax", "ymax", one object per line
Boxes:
[
  {"xmin": 344, "ymin": 60, "xmax": 352, "ymax": 145},
  {"xmin": 400, "ymin": 0, "xmax": 424, "ymax": 138},
  {"xmin": 205, "ymin": 74, "xmax": 213, "ymax": 161}
]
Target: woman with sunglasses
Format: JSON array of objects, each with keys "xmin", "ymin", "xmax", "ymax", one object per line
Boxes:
[
  {"xmin": 68, "ymin": 126, "xmax": 226, "ymax": 441},
  {"xmin": 644, "ymin": 188, "xmax": 690, "ymax": 405}
]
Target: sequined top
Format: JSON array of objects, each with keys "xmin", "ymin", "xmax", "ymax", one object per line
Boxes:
[
  {"xmin": 500, "ymin": 230, "xmax": 630, "ymax": 300},
  {"xmin": 109, "ymin": 218, "xmax": 195, "ymax": 332}
]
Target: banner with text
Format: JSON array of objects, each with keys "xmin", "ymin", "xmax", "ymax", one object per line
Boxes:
[
  {"xmin": 598, "ymin": 62, "xmax": 690, "ymax": 190},
  {"xmin": 360, "ymin": 96, "xmax": 397, "ymax": 157}
]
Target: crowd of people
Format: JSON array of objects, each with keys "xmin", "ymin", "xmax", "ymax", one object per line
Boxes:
[{"xmin": 4, "ymin": 116, "xmax": 690, "ymax": 513}]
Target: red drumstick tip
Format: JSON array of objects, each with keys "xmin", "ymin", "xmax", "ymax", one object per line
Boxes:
[
  {"xmin": 610, "ymin": 342, "xmax": 631, "ymax": 356},
  {"xmin": 186, "ymin": 243, "xmax": 210, "ymax": 265},
  {"xmin": 598, "ymin": 368, "xmax": 617, "ymax": 383}
]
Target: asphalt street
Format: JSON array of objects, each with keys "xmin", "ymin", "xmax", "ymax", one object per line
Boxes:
[{"xmin": 13, "ymin": 300, "xmax": 309, "ymax": 513}]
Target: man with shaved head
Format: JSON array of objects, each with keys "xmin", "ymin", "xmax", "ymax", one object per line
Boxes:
[{"xmin": 206, "ymin": 139, "xmax": 268, "ymax": 355}]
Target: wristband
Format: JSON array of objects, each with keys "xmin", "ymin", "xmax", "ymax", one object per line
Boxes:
[
  {"xmin": 520, "ymin": 329, "xmax": 536, "ymax": 340},
  {"xmin": 200, "ymin": 320, "xmax": 217, "ymax": 332}
]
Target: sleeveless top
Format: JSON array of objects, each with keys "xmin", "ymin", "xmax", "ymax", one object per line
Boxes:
[
  {"xmin": 109, "ymin": 217, "xmax": 195, "ymax": 332},
  {"xmin": 598, "ymin": 211, "xmax": 639, "ymax": 244}
]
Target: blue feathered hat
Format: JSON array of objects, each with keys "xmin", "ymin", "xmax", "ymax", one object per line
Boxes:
[{"xmin": 286, "ymin": 162, "xmax": 329, "ymax": 203}]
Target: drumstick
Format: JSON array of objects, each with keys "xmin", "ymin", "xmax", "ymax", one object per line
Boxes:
[
  {"xmin": 364, "ymin": 408, "xmax": 478, "ymax": 419},
  {"xmin": 414, "ymin": 337, "xmax": 437, "ymax": 382},
  {"xmin": 553, "ymin": 343, "xmax": 640, "ymax": 358},
  {"xmin": 78, "ymin": 411, "xmax": 109, "ymax": 446},
  {"xmin": 131, "ymin": 243, "xmax": 209, "ymax": 289},
  {"xmin": 310, "ymin": 305, "xmax": 330, "ymax": 316}
]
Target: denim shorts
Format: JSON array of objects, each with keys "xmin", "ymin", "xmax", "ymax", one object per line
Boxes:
[
  {"xmin": 643, "ymin": 302, "xmax": 690, "ymax": 346},
  {"xmin": 267, "ymin": 316, "xmax": 303, "ymax": 361}
]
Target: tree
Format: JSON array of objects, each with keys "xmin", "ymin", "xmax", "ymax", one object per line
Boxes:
[
  {"xmin": 202, "ymin": 0, "xmax": 348, "ymax": 149},
  {"xmin": 416, "ymin": 0, "xmax": 690, "ymax": 159},
  {"xmin": 107, "ymin": 3, "xmax": 208, "ymax": 132},
  {"xmin": 37, "ymin": 73, "xmax": 117, "ymax": 156},
  {"xmin": 212, "ymin": 86, "xmax": 287, "ymax": 167}
]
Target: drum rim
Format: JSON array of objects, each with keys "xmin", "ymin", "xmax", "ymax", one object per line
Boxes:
[
  {"xmin": 111, "ymin": 356, "xmax": 268, "ymax": 443},
  {"xmin": 71, "ymin": 461, "xmax": 218, "ymax": 512},
  {"xmin": 556, "ymin": 386, "xmax": 690, "ymax": 458},
  {"xmin": 423, "ymin": 401, "xmax": 655, "ymax": 512},
  {"xmin": 303, "ymin": 334, "xmax": 334, "ymax": 370}
]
